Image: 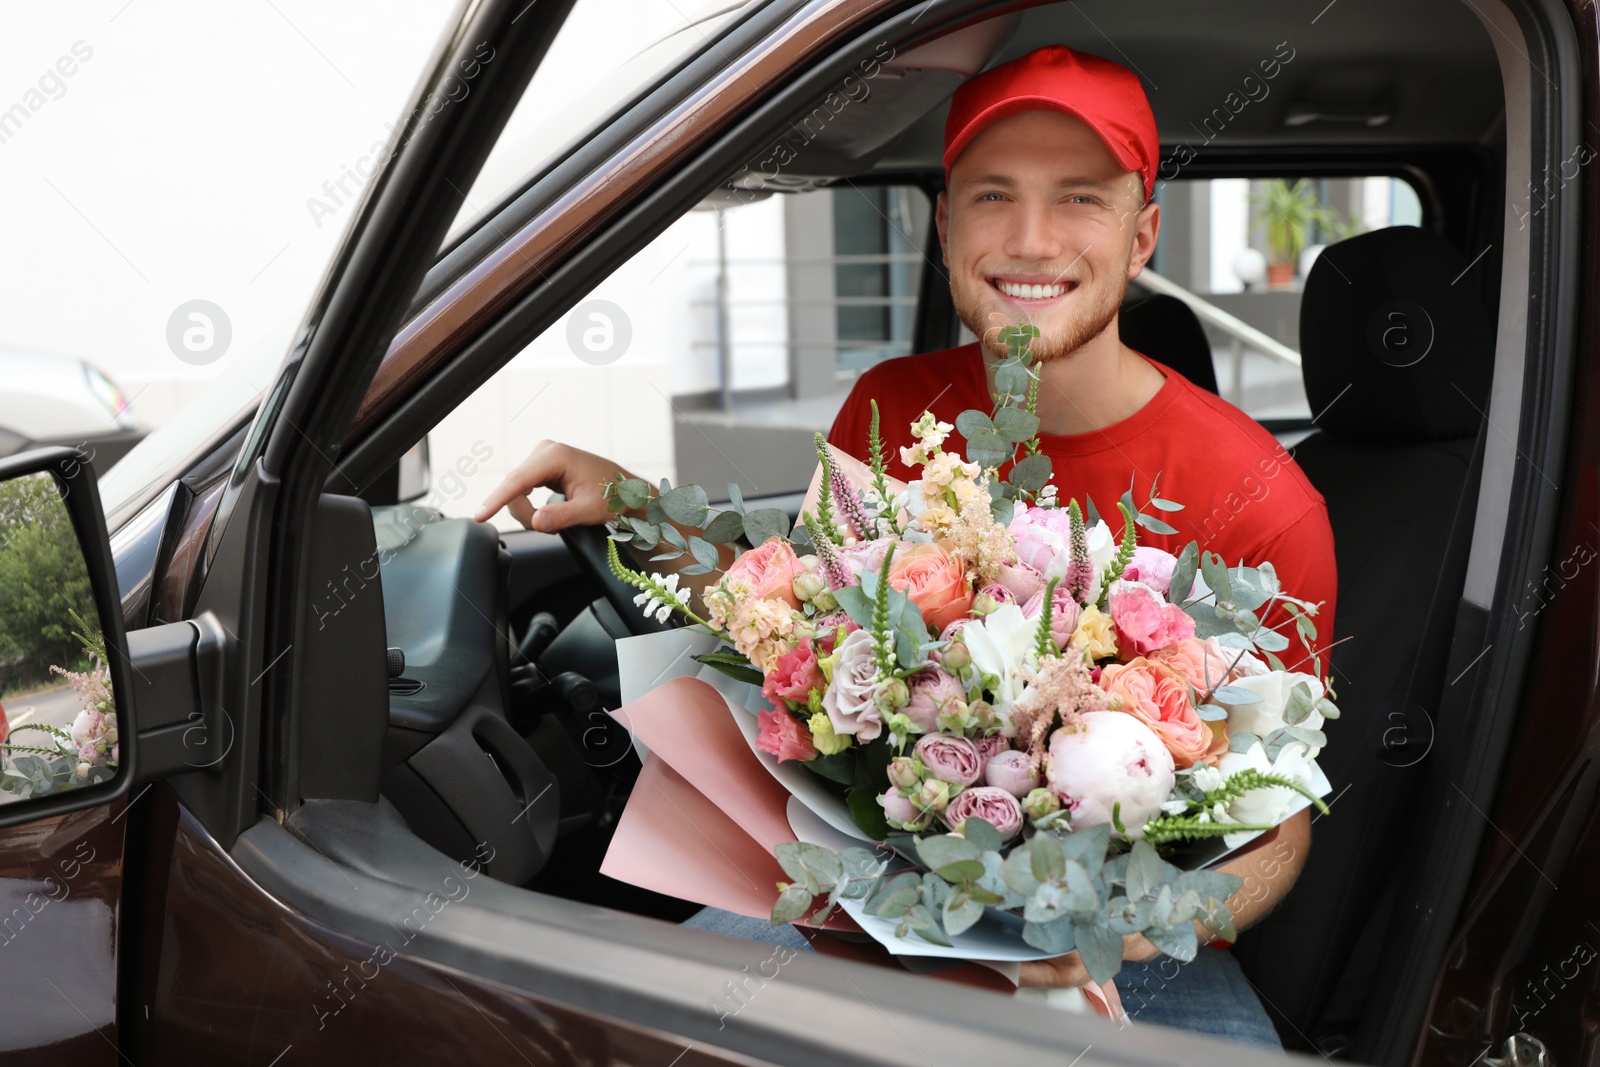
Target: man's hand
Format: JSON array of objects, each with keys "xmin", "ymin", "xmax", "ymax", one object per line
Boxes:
[
  {"xmin": 1017, "ymin": 933, "xmax": 1161, "ymax": 989},
  {"xmin": 474, "ymin": 440, "xmax": 637, "ymax": 532}
]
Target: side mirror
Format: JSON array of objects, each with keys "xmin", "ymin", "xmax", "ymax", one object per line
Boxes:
[{"xmin": 0, "ymin": 447, "xmax": 135, "ymax": 822}]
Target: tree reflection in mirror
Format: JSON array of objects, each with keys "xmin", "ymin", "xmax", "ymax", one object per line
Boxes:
[{"xmin": 0, "ymin": 471, "xmax": 118, "ymax": 802}]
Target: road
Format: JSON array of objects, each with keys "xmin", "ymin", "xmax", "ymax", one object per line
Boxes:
[{"xmin": 2, "ymin": 683, "xmax": 86, "ymax": 746}]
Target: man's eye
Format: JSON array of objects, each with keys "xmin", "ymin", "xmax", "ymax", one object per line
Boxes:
[
  {"xmin": 1066, "ymin": 195, "xmax": 1097, "ymax": 205},
  {"xmin": 977, "ymin": 192, "xmax": 1006, "ymax": 202}
]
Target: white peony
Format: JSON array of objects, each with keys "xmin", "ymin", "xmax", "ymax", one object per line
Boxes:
[{"xmin": 1045, "ymin": 711, "xmax": 1176, "ymax": 840}]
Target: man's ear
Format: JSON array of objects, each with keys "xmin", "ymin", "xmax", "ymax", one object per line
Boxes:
[
  {"xmin": 1127, "ymin": 200, "xmax": 1161, "ymax": 280},
  {"xmin": 935, "ymin": 190, "xmax": 951, "ymax": 268}
]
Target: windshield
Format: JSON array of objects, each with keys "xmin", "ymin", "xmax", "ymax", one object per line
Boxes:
[{"xmin": 87, "ymin": 0, "xmax": 753, "ymax": 529}]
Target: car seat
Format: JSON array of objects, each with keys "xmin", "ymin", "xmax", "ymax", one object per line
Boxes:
[
  {"xmin": 1120, "ymin": 292, "xmax": 1219, "ymax": 394},
  {"xmin": 1231, "ymin": 226, "xmax": 1494, "ymax": 1054}
]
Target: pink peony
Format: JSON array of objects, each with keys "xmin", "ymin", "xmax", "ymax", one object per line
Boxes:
[
  {"xmin": 1108, "ymin": 581, "xmax": 1195, "ymax": 657},
  {"xmin": 838, "ymin": 537, "xmax": 898, "ymax": 581},
  {"xmin": 727, "ymin": 537, "xmax": 804, "ymax": 608},
  {"xmin": 756, "ymin": 707, "xmax": 817, "ymax": 762},
  {"xmin": 984, "ymin": 750, "xmax": 1040, "ymax": 797},
  {"xmin": 763, "ymin": 637, "xmax": 825, "ymax": 705},
  {"xmin": 1121, "ymin": 547, "xmax": 1180, "ymax": 597},
  {"xmin": 1045, "ymin": 711, "xmax": 1176, "ymax": 839},
  {"xmin": 913, "ymin": 733, "xmax": 983, "ymax": 786},
  {"xmin": 972, "ymin": 733, "xmax": 1010, "ymax": 765},
  {"xmin": 1099, "ymin": 658, "xmax": 1218, "ymax": 767},
  {"xmin": 881, "ymin": 789, "xmax": 928, "ymax": 828},
  {"xmin": 1007, "ymin": 505, "xmax": 1076, "ymax": 578},
  {"xmin": 943, "ymin": 786, "xmax": 1025, "ymax": 839},
  {"xmin": 977, "ymin": 583, "xmax": 1016, "ymax": 607},
  {"xmin": 903, "ymin": 668, "xmax": 966, "ymax": 733}
]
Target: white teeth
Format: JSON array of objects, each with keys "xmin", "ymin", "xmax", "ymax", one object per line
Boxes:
[{"xmin": 996, "ymin": 280, "xmax": 1067, "ymax": 299}]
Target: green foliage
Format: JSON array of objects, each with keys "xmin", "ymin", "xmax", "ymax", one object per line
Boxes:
[{"xmin": 0, "ymin": 473, "xmax": 97, "ymax": 694}]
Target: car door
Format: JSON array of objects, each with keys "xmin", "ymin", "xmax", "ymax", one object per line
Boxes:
[{"xmin": 93, "ymin": 0, "xmax": 1292, "ymax": 1062}]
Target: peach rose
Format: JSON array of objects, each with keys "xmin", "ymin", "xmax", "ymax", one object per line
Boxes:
[
  {"xmin": 727, "ymin": 537, "xmax": 803, "ymax": 608},
  {"xmin": 1098, "ymin": 658, "xmax": 1218, "ymax": 768},
  {"xmin": 888, "ymin": 543, "xmax": 974, "ymax": 633},
  {"xmin": 1151, "ymin": 637, "xmax": 1238, "ymax": 696}
]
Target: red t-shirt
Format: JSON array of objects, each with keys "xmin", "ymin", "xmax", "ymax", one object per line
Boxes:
[{"xmin": 827, "ymin": 344, "xmax": 1338, "ymax": 668}]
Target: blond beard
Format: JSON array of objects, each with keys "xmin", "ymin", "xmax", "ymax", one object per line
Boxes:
[{"xmin": 954, "ymin": 271, "xmax": 1127, "ymax": 366}]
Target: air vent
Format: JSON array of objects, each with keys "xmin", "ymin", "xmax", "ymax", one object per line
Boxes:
[{"xmin": 389, "ymin": 677, "xmax": 426, "ymax": 696}]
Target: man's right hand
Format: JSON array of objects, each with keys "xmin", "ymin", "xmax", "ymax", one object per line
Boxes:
[{"xmin": 474, "ymin": 440, "xmax": 636, "ymax": 533}]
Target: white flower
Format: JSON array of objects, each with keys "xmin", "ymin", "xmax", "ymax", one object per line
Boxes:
[
  {"xmin": 1214, "ymin": 740, "xmax": 1322, "ymax": 847},
  {"xmin": 1215, "ymin": 671, "xmax": 1327, "ymax": 757},
  {"xmin": 1084, "ymin": 520, "xmax": 1117, "ymax": 604},
  {"xmin": 1191, "ymin": 764, "xmax": 1225, "ymax": 793},
  {"xmin": 632, "ymin": 572, "xmax": 683, "ymax": 624},
  {"xmin": 960, "ymin": 602, "xmax": 1037, "ymax": 734},
  {"xmin": 1045, "ymin": 711, "xmax": 1176, "ymax": 839}
]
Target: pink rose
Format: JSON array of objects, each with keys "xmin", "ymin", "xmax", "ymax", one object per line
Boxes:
[
  {"xmin": 811, "ymin": 612, "xmax": 859, "ymax": 654},
  {"xmin": 996, "ymin": 560, "xmax": 1045, "ymax": 604},
  {"xmin": 943, "ymin": 785, "xmax": 1024, "ymax": 839},
  {"xmin": 977, "ymin": 583, "xmax": 1015, "ymax": 607},
  {"xmin": 756, "ymin": 706, "xmax": 817, "ymax": 762},
  {"xmin": 913, "ymin": 733, "xmax": 983, "ymax": 786},
  {"xmin": 1122, "ymin": 547, "xmax": 1180, "ymax": 597},
  {"xmin": 1099, "ymin": 658, "xmax": 1217, "ymax": 767},
  {"xmin": 823, "ymin": 629, "xmax": 884, "ymax": 741},
  {"xmin": 763, "ymin": 637, "xmax": 824, "ymax": 705},
  {"xmin": 727, "ymin": 537, "xmax": 803, "ymax": 608},
  {"xmin": 1021, "ymin": 583, "xmax": 1083, "ymax": 650},
  {"xmin": 903, "ymin": 668, "xmax": 966, "ymax": 733},
  {"xmin": 984, "ymin": 750, "xmax": 1039, "ymax": 797},
  {"xmin": 889, "ymin": 544, "xmax": 975, "ymax": 633},
  {"xmin": 972, "ymin": 733, "xmax": 1010, "ymax": 765},
  {"xmin": 1108, "ymin": 581, "xmax": 1195, "ymax": 657}
]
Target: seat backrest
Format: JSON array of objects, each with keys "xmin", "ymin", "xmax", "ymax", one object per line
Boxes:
[
  {"xmin": 1119, "ymin": 292, "xmax": 1218, "ymax": 394},
  {"xmin": 1232, "ymin": 226, "xmax": 1495, "ymax": 1054}
]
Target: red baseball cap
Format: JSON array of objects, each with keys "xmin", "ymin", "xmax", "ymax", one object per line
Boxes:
[{"xmin": 943, "ymin": 45, "xmax": 1159, "ymax": 201}]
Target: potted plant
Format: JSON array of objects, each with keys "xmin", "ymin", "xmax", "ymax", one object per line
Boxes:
[{"xmin": 1254, "ymin": 179, "xmax": 1330, "ymax": 287}]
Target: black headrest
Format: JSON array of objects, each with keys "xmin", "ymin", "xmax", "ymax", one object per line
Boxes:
[
  {"xmin": 1121, "ymin": 293, "xmax": 1219, "ymax": 394},
  {"xmin": 1300, "ymin": 226, "xmax": 1494, "ymax": 444}
]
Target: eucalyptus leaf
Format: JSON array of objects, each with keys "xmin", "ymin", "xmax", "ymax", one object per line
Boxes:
[
  {"xmin": 1169, "ymin": 542, "xmax": 1200, "ymax": 604},
  {"xmin": 965, "ymin": 429, "xmax": 1011, "ymax": 469},
  {"xmin": 726, "ymin": 482, "xmax": 746, "ymax": 515},
  {"xmin": 1058, "ymin": 827, "xmax": 1110, "ymax": 874},
  {"xmin": 742, "ymin": 508, "xmax": 791, "ymax": 547},
  {"xmin": 1229, "ymin": 730, "xmax": 1262, "ymax": 754},
  {"xmin": 701, "ymin": 510, "xmax": 746, "ymax": 545},
  {"xmin": 1022, "ymin": 915, "xmax": 1077, "ymax": 954},
  {"xmin": 658, "ymin": 485, "xmax": 710, "ymax": 527},
  {"xmin": 1199, "ymin": 552, "xmax": 1232, "ymax": 607},
  {"xmin": 960, "ymin": 817, "xmax": 1003, "ymax": 854},
  {"xmin": 772, "ymin": 885, "xmax": 814, "ymax": 924},
  {"xmin": 943, "ymin": 891, "xmax": 984, "ymax": 936},
  {"xmin": 921, "ymin": 871, "xmax": 953, "ymax": 914},
  {"xmin": 1002, "ymin": 846, "xmax": 1042, "ymax": 896},
  {"xmin": 688, "ymin": 536, "xmax": 720, "ymax": 571},
  {"xmin": 1030, "ymin": 835, "xmax": 1065, "ymax": 884},
  {"xmin": 1008, "ymin": 453, "xmax": 1052, "ymax": 494},
  {"xmin": 993, "ymin": 407, "xmax": 1039, "ymax": 444},
  {"xmin": 660, "ymin": 523, "xmax": 688, "ymax": 550},
  {"xmin": 917, "ymin": 834, "xmax": 982, "ymax": 872},
  {"xmin": 905, "ymin": 904, "xmax": 953, "ymax": 947},
  {"xmin": 1124, "ymin": 839, "xmax": 1164, "ymax": 900},
  {"xmin": 1212, "ymin": 684, "xmax": 1263, "ymax": 705},
  {"xmin": 1149, "ymin": 497, "xmax": 1184, "ymax": 512},
  {"xmin": 955, "ymin": 409, "xmax": 995, "ymax": 440},
  {"xmin": 1073, "ymin": 920, "xmax": 1124, "ymax": 985},
  {"xmin": 1144, "ymin": 919, "xmax": 1200, "ymax": 963},
  {"xmin": 994, "ymin": 362, "xmax": 1030, "ymax": 397},
  {"xmin": 1135, "ymin": 514, "xmax": 1179, "ymax": 537},
  {"xmin": 1198, "ymin": 703, "xmax": 1229, "ymax": 721},
  {"xmin": 616, "ymin": 478, "xmax": 652, "ymax": 511}
]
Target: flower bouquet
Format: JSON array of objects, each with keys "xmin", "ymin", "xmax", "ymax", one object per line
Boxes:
[
  {"xmin": 601, "ymin": 325, "xmax": 1336, "ymax": 984},
  {"xmin": 0, "ymin": 608, "xmax": 119, "ymax": 799}
]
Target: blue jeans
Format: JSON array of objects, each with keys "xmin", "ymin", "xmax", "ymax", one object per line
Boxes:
[{"xmin": 681, "ymin": 907, "xmax": 1282, "ymax": 1051}]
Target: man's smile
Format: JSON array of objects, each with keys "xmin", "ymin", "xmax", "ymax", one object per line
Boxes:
[{"xmin": 987, "ymin": 273, "xmax": 1080, "ymax": 305}]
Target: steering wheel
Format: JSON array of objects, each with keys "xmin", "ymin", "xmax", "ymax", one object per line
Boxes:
[{"xmin": 557, "ymin": 513, "xmax": 683, "ymax": 638}]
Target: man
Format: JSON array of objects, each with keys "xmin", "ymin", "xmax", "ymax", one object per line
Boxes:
[{"xmin": 478, "ymin": 46, "xmax": 1331, "ymax": 1048}]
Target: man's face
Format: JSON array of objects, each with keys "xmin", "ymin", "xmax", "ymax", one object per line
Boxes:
[{"xmin": 936, "ymin": 110, "xmax": 1159, "ymax": 364}]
